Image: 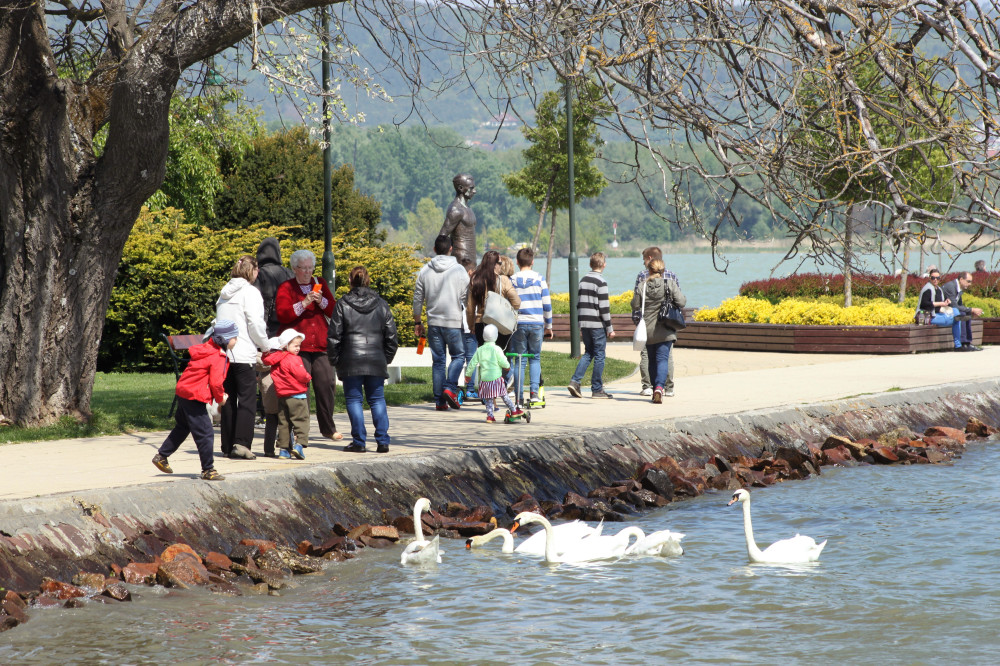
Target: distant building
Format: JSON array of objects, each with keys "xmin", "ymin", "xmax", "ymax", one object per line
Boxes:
[{"xmin": 479, "ymin": 113, "xmax": 520, "ymax": 130}]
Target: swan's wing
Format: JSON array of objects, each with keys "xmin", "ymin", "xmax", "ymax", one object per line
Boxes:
[
  {"xmin": 627, "ymin": 530, "xmax": 685, "ymax": 557},
  {"xmin": 760, "ymin": 534, "xmax": 824, "ymax": 563},
  {"xmin": 401, "ymin": 535, "xmax": 441, "ymax": 565},
  {"xmin": 556, "ymin": 534, "xmax": 624, "ymax": 563},
  {"xmin": 514, "ymin": 523, "xmax": 593, "ymax": 556}
]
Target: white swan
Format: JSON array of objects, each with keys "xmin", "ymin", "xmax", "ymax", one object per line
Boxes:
[
  {"xmin": 728, "ymin": 489, "xmax": 826, "ymax": 564},
  {"xmin": 400, "ymin": 497, "xmax": 442, "ymax": 565},
  {"xmin": 466, "ymin": 528, "xmax": 514, "ymax": 553},
  {"xmin": 511, "ymin": 517, "xmax": 603, "ymax": 556},
  {"xmin": 624, "ymin": 529, "xmax": 686, "ymax": 557},
  {"xmin": 513, "ymin": 512, "xmax": 634, "ymax": 563}
]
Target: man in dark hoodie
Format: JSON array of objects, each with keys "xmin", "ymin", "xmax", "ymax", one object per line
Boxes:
[{"xmin": 254, "ymin": 237, "xmax": 295, "ymax": 456}]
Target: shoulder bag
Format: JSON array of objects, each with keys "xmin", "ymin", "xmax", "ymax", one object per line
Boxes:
[
  {"xmin": 632, "ymin": 283, "xmax": 648, "ymax": 351},
  {"xmin": 658, "ymin": 300, "xmax": 686, "ymax": 331},
  {"xmin": 482, "ymin": 277, "xmax": 518, "ymax": 335}
]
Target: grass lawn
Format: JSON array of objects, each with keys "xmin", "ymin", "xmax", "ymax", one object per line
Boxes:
[{"xmin": 0, "ymin": 352, "xmax": 636, "ymax": 444}]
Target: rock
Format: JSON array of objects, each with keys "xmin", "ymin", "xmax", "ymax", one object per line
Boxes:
[
  {"xmin": 63, "ymin": 597, "xmax": 88, "ymax": 609},
  {"xmin": 367, "ymin": 525, "xmax": 400, "ymax": 541},
  {"xmin": 440, "ymin": 520, "xmax": 492, "ymax": 537},
  {"xmin": 1, "ymin": 599, "xmax": 29, "ymax": 624},
  {"xmin": 922, "ymin": 435, "xmax": 965, "ymax": 450},
  {"xmin": 443, "ymin": 501, "xmax": 469, "ymax": 516},
  {"xmin": 588, "ymin": 485, "xmax": 628, "ymax": 501},
  {"xmin": 0, "ymin": 615, "xmax": 21, "ymax": 632},
  {"xmin": 229, "ymin": 544, "xmax": 261, "ymax": 564},
  {"xmin": 509, "ymin": 496, "xmax": 542, "ymax": 516},
  {"xmin": 161, "ymin": 543, "xmax": 201, "ymax": 563},
  {"xmin": 270, "ymin": 546, "xmax": 325, "ymax": 574},
  {"xmin": 358, "ymin": 536, "xmax": 395, "ymax": 549},
  {"xmin": 238, "ymin": 538, "xmax": 278, "ymax": 555},
  {"xmin": 332, "ymin": 523, "xmax": 351, "ymax": 537},
  {"xmin": 255, "ymin": 549, "xmax": 293, "ymax": 576},
  {"xmin": 701, "ymin": 464, "xmax": 720, "ymax": 479},
  {"xmin": 122, "ymin": 562, "xmax": 160, "ymax": 585},
  {"xmin": 346, "ymin": 524, "xmax": 372, "ymax": 541},
  {"xmin": 923, "ymin": 448, "xmax": 950, "ymax": 464},
  {"xmin": 248, "ymin": 568, "xmax": 288, "ymax": 590},
  {"xmin": 609, "ymin": 499, "xmax": 636, "ymax": 515},
  {"xmin": 71, "ymin": 572, "xmax": 107, "ymax": 591},
  {"xmin": 321, "ymin": 550, "xmax": 348, "ymax": 562},
  {"xmin": 392, "ymin": 515, "xmax": 416, "ymax": 534},
  {"xmin": 651, "ymin": 455, "xmax": 684, "ymax": 476},
  {"xmin": 709, "ymin": 470, "xmax": 741, "ymax": 491},
  {"xmin": 924, "ymin": 426, "xmax": 966, "ymax": 443},
  {"xmin": 821, "ymin": 435, "xmax": 854, "ymax": 450},
  {"xmin": 640, "ymin": 468, "xmax": 675, "ymax": 500},
  {"xmin": 207, "ymin": 574, "xmax": 243, "ymax": 596},
  {"xmin": 102, "ymin": 582, "xmax": 132, "ymax": 602},
  {"xmin": 822, "ymin": 445, "xmax": 853, "ymax": 465},
  {"xmin": 156, "ymin": 557, "xmax": 210, "ymax": 588},
  {"xmin": 204, "ymin": 551, "xmax": 234, "ymax": 573},
  {"xmin": 39, "ymin": 578, "xmax": 86, "ymax": 600},
  {"xmin": 710, "ymin": 455, "xmax": 735, "ymax": 474},
  {"xmin": 562, "ymin": 491, "xmax": 594, "ymax": 508},
  {"xmin": 3, "ymin": 591, "xmax": 26, "ymax": 610},
  {"xmin": 870, "ymin": 447, "xmax": 899, "ymax": 464},
  {"xmin": 538, "ymin": 500, "xmax": 563, "ymax": 516},
  {"xmin": 965, "ymin": 417, "xmax": 996, "ymax": 437}
]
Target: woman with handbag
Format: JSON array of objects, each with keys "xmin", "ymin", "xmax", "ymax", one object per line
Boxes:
[
  {"xmin": 467, "ymin": 250, "xmax": 521, "ymax": 349},
  {"xmin": 631, "ymin": 258, "xmax": 686, "ymax": 404}
]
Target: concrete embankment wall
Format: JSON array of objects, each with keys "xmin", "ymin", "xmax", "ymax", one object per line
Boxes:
[{"xmin": 2, "ymin": 379, "xmax": 998, "ymax": 591}]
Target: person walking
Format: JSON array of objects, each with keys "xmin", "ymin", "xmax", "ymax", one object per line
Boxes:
[
  {"xmin": 631, "ymin": 258, "xmax": 686, "ymax": 404},
  {"xmin": 509, "ymin": 247, "xmax": 553, "ymax": 404},
  {"xmin": 152, "ymin": 319, "xmax": 239, "ymax": 481},
  {"xmin": 216, "ymin": 255, "xmax": 269, "ymax": 460},
  {"xmin": 329, "ymin": 266, "xmax": 399, "ymax": 453},
  {"xmin": 275, "ymin": 249, "xmax": 343, "ymax": 442},
  {"xmin": 465, "ymin": 325, "xmax": 522, "ymax": 423},
  {"xmin": 568, "ymin": 252, "xmax": 615, "ymax": 399},
  {"xmin": 467, "ymin": 250, "xmax": 521, "ymax": 350},
  {"xmin": 633, "ymin": 247, "xmax": 680, "ymax": 397},
  {"xmin": 253, "ymin": 237, "xmax": 295, "ymax": 457},
  {"xmin": 413, "ymin": 235, "xmax": 469, "ymax": 411},
  {"xmin": 459, "ymin": 257, "xmax": 480, "ymax": 399}
]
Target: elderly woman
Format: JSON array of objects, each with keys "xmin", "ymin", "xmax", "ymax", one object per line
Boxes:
[
  {"xmin": 467, "ymin": 250, "xmax": 521, "ymax": 350},
  {"xmin": 631, "ymin": 258, "xmax": 686, "ymax": 404},
  {"xmin": 328, "ymin": 266, "xmax": 399, "ymax": 453},
  {"xmin": 275, "ymin": 249, "xmax": 343, "ymax": 441},
  {"xmin": 216, "ymin": 255, "xmax": 270, "ymax": 459}
]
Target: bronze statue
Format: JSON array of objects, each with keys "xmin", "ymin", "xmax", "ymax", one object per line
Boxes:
[{"xmin": 440, "ymin": 174, "xmax": 477, "ymax": 266}]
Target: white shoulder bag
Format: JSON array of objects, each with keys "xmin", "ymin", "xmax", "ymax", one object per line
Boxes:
[{"xmin": 632, "ymin": 282, "xmax": 648, "ymax": 351}]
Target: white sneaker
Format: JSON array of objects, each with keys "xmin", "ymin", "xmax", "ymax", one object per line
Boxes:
[
  {"xmin": 664, "ymin": 390, "xmax": 675, "ymax": 397},
  {"xmin": 640, "ymin": 387, "xmax": 653, "ymax": 397}
]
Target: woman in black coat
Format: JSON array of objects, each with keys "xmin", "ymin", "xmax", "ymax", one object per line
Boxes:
[{"xmin": 327, "ymin": 266, "xmax": 399, "ymax": 453}]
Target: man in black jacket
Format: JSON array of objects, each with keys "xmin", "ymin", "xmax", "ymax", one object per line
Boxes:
[{"xmin": 941, "ymin": 271, "xmax": 983, "ymax": 351}]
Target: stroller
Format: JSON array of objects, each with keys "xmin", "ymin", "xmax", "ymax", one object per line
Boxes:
[{"xmin": 504, "ymin": 352, "xmax": 537, "ymax": 423}]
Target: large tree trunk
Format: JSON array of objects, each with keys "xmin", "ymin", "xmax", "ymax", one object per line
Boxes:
[
  {"xmin": 843, "ymin": 204, "xmax": 855, "ymax": 307},
  {"xmin": 531, "ymin": 179, "xmax": 555, "ymax": 254},
  {"xmin": 0, "ymin": 0, "xmax": 341, "ymax": 425}
]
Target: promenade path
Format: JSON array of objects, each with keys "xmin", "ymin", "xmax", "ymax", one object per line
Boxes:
[{"xmin": 2, "ymin": 344, "xmax": 997, "ymax": 502}]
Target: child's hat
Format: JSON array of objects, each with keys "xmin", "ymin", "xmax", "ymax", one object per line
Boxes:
[
  {"xmin": 278, "ymin": 328, "xmax": 304, "ymax": 349},
  {"xmin": 266, "ymin": 337, "xmax": 282, "ymax": 350},
  {"xmin": 212, "ymin": 319, "xmax": 240, "ymax": 346},
  {"xmin": 483, "ymin": 324, "xmax": 499, "ymax": 342}
]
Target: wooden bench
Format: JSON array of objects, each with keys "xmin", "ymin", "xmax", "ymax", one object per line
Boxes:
[
  {"xmin": 550, "ymin": 311, "xmax": 696, "ymax": 341},
  {"xmin": 160, "ymin": 332, "xmax": 204, "ymax": 417}
]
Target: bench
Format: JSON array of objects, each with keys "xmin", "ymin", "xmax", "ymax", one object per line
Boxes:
[
  {"xmin": 386, "ymin": 345, "xmax": 433, "ymax": 384},
  {"xmin": 550, "ymin": 310, "xmax": 696, "ymax": 341},
  {"xmin": 161, "ymin": 332, "xmax": 204, "ymax": 417}
]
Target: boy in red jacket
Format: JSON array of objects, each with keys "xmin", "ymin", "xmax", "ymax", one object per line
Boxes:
[
  {"xmin": 262, "ymin": 328, "xmax": 312, "ymax": 460},
  {"xmin": 152, "ymin": 319, "xmax": 239, "ymax": 480}
]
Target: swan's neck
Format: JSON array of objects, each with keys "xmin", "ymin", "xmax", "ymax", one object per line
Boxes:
[
  {"xmin": 413, "ymin": 504, "xmax": 425, "ymax": 542},
  {"xmin": 482, "ymin": 528, "xmax": 514, "ymax": 553},
  {"xmin": 539, "ymin": 516, "xmax": 559, "ymax": 562},
  {"xmin": 742, "ymin": 499, "xmax": 766, "ymax": 561}
]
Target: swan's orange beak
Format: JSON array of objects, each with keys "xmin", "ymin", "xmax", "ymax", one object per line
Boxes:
[
  {"xmin": 465, "ymin": 539, "xmax": 472, "ymax": 549},
  {"xmin": 510, "ymin": 520, "xmax": 521, "ymax": 533},
  {"xmin": 727, "ymin": 498, "xmax": 738, "ymax": 506}
]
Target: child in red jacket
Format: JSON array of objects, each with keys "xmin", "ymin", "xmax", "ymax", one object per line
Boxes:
[
  {"xmin": 152, "ymin": 319, "xmax": 239, "ymax": 480},
  {"xmin": 262, "ymin": 328, "xmax": 312, "ymax": 460}
]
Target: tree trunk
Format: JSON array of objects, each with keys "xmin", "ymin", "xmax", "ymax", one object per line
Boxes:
[
  {"xmin": 843, "ymin": 204, "xmax": 854, "ymax": 307},
  {"xmin": 545, "ymin": 208, "xmax": 557, "ymax": 289},
  {"xmin": 898, "ymin": 237, "xmax": 910, "ymax": 304},
  {"xmin": 531, "ymin": 180, "xmax": 555, "ymax": 254}
]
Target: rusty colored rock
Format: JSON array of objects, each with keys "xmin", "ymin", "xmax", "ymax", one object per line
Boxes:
[
  {"xmin": 40, "ymin": 577, "xmax": 86, "ymax": 600},
  {"xmin": 651, "ymin": 455, "xmax": 684, "ymax": 476},
  {"xmin": 1, "ymin": 599, "xmax": 28, "ymax": 624},
  {"xmin": 31, "ymin": 597, "xmax": 61, "ymax": 609},
  {"xmin": 358, "ymin": 536, "xmax": 395, "ymax": 549},
  {"xmin": 441, "ymin": 520, "xmax": 492, "ymax": 537},
  {"xmin": 3, "ymin": 591, "xmax": 26, "ymax": 610},
  {"xmin": 207, "ymin": 576, "xmax": 243, "ymax": 596},
  {"xmin": 709, "ymin": 471, "xmax": 741, "ymax": 491},
  {"xmin": 924, "ymin": 426, "xmax": 966, "ymax": 443},
  {"xmin": 332, "ymin": 523, "xmax": 351, "ymax": 537},
  {"xmin": 367, "ymin": 525, "xmax": 400, "ymax": 541},
  {"xmin": 668, "ymin": 474, "xmax": 701, "ymax": 497},
  {"xmin": 443, "ymin": 501, "xmax": 469, "ymax": 516},
  {"xmin": 821, "ymin": 434, "xmax": 853, "ymax": 450},
  {"xmin": 72, "ymin": 572, "xmax": 107, "ymax": 591},
  {"xmin": 102, "ymin": 582, "xmax": 132, "ymax": 602},
  {"xmin": 204, "ymin": 551, "xmax": 233, "ymax": 572},
  {"xmin": 122, "ymin": 562, "xmax": 159, "ymax": 585},
  {"xmin": 346, "ymin": 524, "xmax": 372, "ymax": 541},
  {"xmin": 256, "ymin": 549, "xmax": 293, "ymax": 575},
  {"xmin": 509, "ymin": 497, "xmax": 542, "ymax": 516},
  {"xmin": 710, "ymin": 455, "xmax": 735, "ymax": 474},
  {"xmin": 157, "ymin": 558, "xmax": 210, "ymax": 588},
  {"xmin": 271, "ymin": 546, "xmax": 325, "ymax": 574},
  {"xmin": 229, "ymin": 544, "xmax": 260, "ymax": 565},
  {"xmin": 922, "ymin": 435, "xmax": 965, "ymax": 450},
  {"xmin": 161, "ymin": 543, "xmax": 201, "ymax": 563},
  {"xmin": 640, "ymin": 468, "xmax": 675, "ymax": 500},
  {"xmin": 965, "ymin": 417, "xmax": 996, "ymax": 437},
  {"xmin": 0, "ymin": 615, "xmax": 21, "ymax": 632},
  {"xmin": 63, "ymin": 597, "xmax": 88, "ymax": 609},
  {"xmin": 923, "ymin": 448, "xmax": 950, "ymax": 464},
  {"xmin": 870, "ymin": 447, "xmax": 900, "ymax": 464},
  {"xmin": 822, "ymin": 445, "xmax": 853, "ymax": 465},
  {"xmin": 239, "ymin": 539, "xmax": 278, "ymax": 554},
  {"xmin": 588, "ymin": 485, "xmax": 627, "ymax": 501},
  {"xmin": 322, "ymin": 550, "xmax": 348, "ymax": 562},
  {"xmin": 563, "ymin": 491, "xmax": 595, "ymax": 509}
]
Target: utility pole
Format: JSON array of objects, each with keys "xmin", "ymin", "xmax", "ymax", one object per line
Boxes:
[
  {"xmin": 566, "ymin": 80, "xmax": 580, "ymax": 357},
  {"xmin": 321, "ymin": 6, "xmax": 336, "ymax": 286}
]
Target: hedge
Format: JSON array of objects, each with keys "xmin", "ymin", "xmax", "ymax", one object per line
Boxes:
[{"xmin": 739, "ymin": 270, "xmax": 1000, "ymax": 302}]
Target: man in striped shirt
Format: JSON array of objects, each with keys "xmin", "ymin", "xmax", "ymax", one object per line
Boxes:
[
  {"xmin": 568, "ymin": 252, "xmax": 616, "ymax": 399},
  {"xmin": 510, "ymin": 247, "xmax": 553, "ymax": 402}
]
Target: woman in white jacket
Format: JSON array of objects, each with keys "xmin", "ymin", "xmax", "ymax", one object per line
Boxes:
[{"xmin": 216, "ymin": 255, "xmax": 270, "ymax": 459}]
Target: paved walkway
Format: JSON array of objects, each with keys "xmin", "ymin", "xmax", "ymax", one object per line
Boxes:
[{"xmin": 2, "ymin": 344, "xmax": 997, "ymax": 501}]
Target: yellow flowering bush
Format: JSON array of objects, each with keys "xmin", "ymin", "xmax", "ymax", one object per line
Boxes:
[
  {"xmin": 694, "ymin": 296, "xmax": 914, "ymax": 326},
  {"xmin": 551, "ymin": 291, "xmax": 633, "ymax": 314}
]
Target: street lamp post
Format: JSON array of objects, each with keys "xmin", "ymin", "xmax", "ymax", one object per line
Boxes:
[
  {"xmin": 321, "ymin": 6, "xmax": 336, "ymax": 286},
  {"xmin": 566, "ymin": 80, "xmax": 581, "ymax": 357}
]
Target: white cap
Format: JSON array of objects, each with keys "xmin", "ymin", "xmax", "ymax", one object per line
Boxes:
[
  {"xmin": 278, "ymin": 328, "xmax": 304, "ymax": 349},
  {"xmin": 483, "ymin": 324, "xmax": 499, "ymax": 343}
]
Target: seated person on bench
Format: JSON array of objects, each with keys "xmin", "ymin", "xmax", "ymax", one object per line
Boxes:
[
  {"xmin": 917, "ymin": 270, "xmax": 966, "ymax": 351},
  {"xmin": 941, "ymin": 271, "xmax": 983, "ymax": 351}
]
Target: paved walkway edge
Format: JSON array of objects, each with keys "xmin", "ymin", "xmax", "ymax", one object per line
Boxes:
[{"xmin": 1, "ymin": 379, "xmax": 998, "ymax": 590}]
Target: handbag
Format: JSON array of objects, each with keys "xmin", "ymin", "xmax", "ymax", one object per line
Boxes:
[
  {"xmin": 658, "ymin": 300, "xmax": 686, "ymax": 330},
  {"xmin": 482, "ymin": 278, "xmax": 518, "ymax": 335},
  {"xmin": 632, "ymin": 283, "xmax": 648, "ymax": 351}
]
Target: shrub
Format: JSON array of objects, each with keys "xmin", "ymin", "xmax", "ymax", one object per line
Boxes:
[
  {"xmin": 739, "ymin": 271, "xmax": 1000, "ymax": 302},
  {"xmin": 694, "ymin": 296, "xmax": 913, "ymax": 325},
  {"xmin": 551, "ymin": 290, "xmax": 633, "ymax": 314}
]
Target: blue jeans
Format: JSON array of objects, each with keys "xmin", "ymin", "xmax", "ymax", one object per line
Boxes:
[
  {"xmin": 931, "ymin": 313, "xmax": 962, "ymax": 347},
  {"xmin": 463, "ymin": 332, "xmax": 479, "ymax": 388},
  {"xmin": 427, "ymin": 325, "xmax": 465, "ymax": 403},
  {"xmin": 647, "ymin": 341, "xmax": 673, "ymax": 390},
  {"xmin": 510, "ymin": 324, "xmax": 544, "ymax": 394},
  {"xmin": 571, "ymin": 327, "xmax": 607, "ymax": 393},
  {"xmin": 342, "ymin": 375, "xmax": 389, "ymax": 449}
]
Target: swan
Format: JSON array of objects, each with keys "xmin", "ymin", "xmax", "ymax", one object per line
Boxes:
[
  {"xmin": 400, "ymin": 497, "xmax": 442, "ymax": 565},
  {"xmin": 624, "ymin": 529, "xmax": 686, "ymax": 557},
  {"xmin": 728, "ymin": 489, "xmax": 826, "ymax": 564},
  {"xmin": 510, "ymin": 517, "xmax": 603, "ymax": 556},
  {"xmin": 512, "ymin": 512, "xmax": 634, "ymax": 563},
  {"xmin": 466, "ymin": 528, "xmax": 514, "ymax": 553}
]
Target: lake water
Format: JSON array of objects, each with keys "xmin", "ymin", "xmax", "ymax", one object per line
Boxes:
[
  {"xmin": 3, "ymin": 441, "xmax": 998, "ymax": 664},
  {"xmin": 534, "ymin": 248, "xmax": 999, "ymax": 308}
]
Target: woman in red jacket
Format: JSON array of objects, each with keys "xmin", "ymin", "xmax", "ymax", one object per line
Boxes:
[{"xmin": 274, "ymin": 249, "xmax": 343, "ymax": 441}]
